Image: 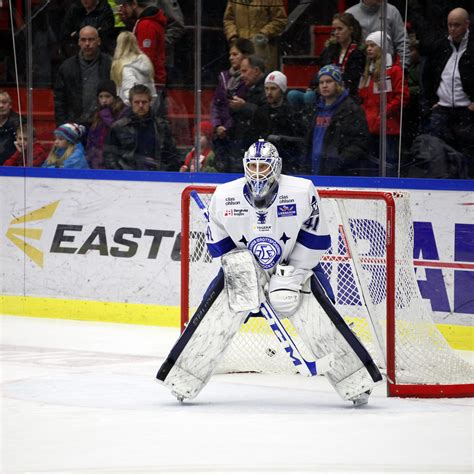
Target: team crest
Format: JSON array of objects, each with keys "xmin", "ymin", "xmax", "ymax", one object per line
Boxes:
[{"xmin": 248, "ymin": 236, "xmax": 281, "ymax": 270}]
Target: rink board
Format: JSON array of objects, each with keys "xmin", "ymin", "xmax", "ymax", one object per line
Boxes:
[{"xmin": 0, "ymin": 171, "xmax": 473, "ymax": 350}]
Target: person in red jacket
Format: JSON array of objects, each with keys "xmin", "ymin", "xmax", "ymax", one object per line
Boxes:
[
  {"xmin": 359, "ymin": 31, "xmax": 409, "ymax": 177},
  {"xmin": 115, "ymin": 0, "xmax": 167, "ymax": 90},
  {"xmin": 3, "ymin": 125, "xmax": 48, "ymax": 167}
]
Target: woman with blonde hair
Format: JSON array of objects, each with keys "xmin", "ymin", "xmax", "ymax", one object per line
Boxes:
[{"xmin": 111, "ymin": 31, "xmax": 157, "ymax": 106}]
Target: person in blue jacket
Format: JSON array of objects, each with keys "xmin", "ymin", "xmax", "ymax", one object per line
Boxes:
[{"xmin": 43, "ymin": 123, "xmax": 89, "ymax": 169}]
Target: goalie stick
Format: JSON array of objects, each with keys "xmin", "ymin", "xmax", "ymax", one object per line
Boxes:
[{"xmin": 189, "ymin": 190, "xmax": 334, "ymax": 377}]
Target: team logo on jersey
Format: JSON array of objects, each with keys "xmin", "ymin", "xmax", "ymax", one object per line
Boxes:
[
  {"xmin": 277, "ymin": 204, "xmax": 297, "ymax": 217},
  {"xmin": 256, "ymin": 211, "xmax": 267, "ymax": 224},
  {"xmin": 248, "ymin": 236, "xmax": 281, "ymax": 269}
]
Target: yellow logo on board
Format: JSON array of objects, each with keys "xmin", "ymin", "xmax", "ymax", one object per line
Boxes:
[{"xmin": 6, "ymin": 201, "xmax": 60, "ymax": 267}]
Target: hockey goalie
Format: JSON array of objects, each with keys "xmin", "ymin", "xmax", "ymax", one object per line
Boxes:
[{"xmin": 157, "ymin": 139, "xmax": 382, "ymax": 405}]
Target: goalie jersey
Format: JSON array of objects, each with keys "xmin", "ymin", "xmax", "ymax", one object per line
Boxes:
[{"xmin": 206, "ymin": 175, "xmax": 331, "ymax": 275}]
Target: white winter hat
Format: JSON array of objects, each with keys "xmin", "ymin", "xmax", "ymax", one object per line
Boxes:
[
  {"xmin": 265, "ymin": 71, "xmax": 288, "ymax": 93},
  {"xmin": 365, "ymin": 31, "xmax": 392, "ymax": 48}
]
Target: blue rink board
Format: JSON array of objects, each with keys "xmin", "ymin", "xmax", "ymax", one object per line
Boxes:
[{"xmin": 1, "ymin": 167, "xmax": 473, "ymax": 191}]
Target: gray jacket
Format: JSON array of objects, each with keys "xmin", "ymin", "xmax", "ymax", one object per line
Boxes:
[{"xmin": 346, "ymin": 0, "xmax": 410, "ymax": 68}]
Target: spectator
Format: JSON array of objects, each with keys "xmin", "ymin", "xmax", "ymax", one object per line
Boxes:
[
  {"xmin": 216, "ymin": 54, "xmax": 267, "ymax": 173},
  {"xmin": 257, "ymin": 71, "xmax": 304, "ymax": 174},
  {"xmin": 179, "ymin": 121, "xmax": 216, "ymax": 172},
  {"xmin": 62, "ymin": 0, "xmax": 116, "ymax": 56},
  {"xmin": 3, "ymin": 125, "xmax": 48, "ymax": 167},
  {"xmin": 115, "ymin": 0, "xmax": 167, "ymax": 90},
  {"xmin": 85, "ymin": 79, "xmax": 127, "ymax": 169},
  {"xmin": 305, "ymin": 65, "xmax": 369, "ymax": 176},
  {"xmin": 0, "ymin": 91, "xmax": 20, "ymax": 166},
  {"xmin": 54, "ymin": 26, "xmax": 112, "ymax": 126},
  {"xmin": 359, "ymin": 31, "xmax": 409, "ymax": 177},
  {"xmin": 104, "ymin": 84, "xmax": 180, "ymax": 170},
  {"xmin": 288, "ymin": 12, "xmax": 366, "ymax": 113},
  {"xmin": 211, "ymin": 38, "xmax": 254, "ymax": 163},
  {"xmin": 346, "ymin": 0, "xmax": 410, "ymax": 68},
  {"xmin": 111, "ymin": 31, "xmax": 157, "ymax": 106},
  {"xmin": 422, "ymin": 7, "xmax": 474, "ymax": 174},
  {"xmin": 223, "ymin": 0, "xmax": 288, "ymax": 72},
  {"xmin": 43, "ymin": 123, "xmax": 89, "ymax": 169},
  {"xmin": 156, "ymin": 0, "xmax": 185, "ymax": 82}
]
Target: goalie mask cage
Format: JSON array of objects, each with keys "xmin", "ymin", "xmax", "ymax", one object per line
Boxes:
[{"xmin": 181, "ymin": 185, "xmax": 474, "ymax": 398}]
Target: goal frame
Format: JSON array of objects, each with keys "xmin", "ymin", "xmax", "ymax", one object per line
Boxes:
[{"xmin": 181, "ymin": 185, "xmax": 474, "ymax": 398}]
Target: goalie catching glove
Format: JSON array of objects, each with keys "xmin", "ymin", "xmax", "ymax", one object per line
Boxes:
[{"xmin": 268, "ymin": 265, "xmax": 312, "ymax": 318}]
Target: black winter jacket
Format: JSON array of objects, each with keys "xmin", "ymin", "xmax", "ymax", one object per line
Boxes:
[
  {"xmin": 54, "ymin": 53, "xmax": 112, "ymax": 126},
  {"xmin": 103, "ymin": 113, "xmax": 180, "ymax": 171},
  {"xmin": 423, "ymin": 32, "xmax": 474, "ymax": 107},
  {"xmin": 305, "ymin": 95, "xmax": 369, "ymax": 176}
]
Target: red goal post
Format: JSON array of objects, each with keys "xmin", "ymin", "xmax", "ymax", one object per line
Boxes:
[{"xmin": 181, "ymin": 185, "xmax": 474, "ymax": 398}]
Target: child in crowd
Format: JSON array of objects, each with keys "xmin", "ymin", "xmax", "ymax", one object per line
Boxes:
[
  {"xmin": 179, "ymin": 121, "xmax": 216, "ymax": 172},
  {"xmin": 358, "ymin": 31, "xmax": 409, "ymax": 177},
  {"xmin": 43, "ymin": 123, "xmax": 89, "ymax": 169},
  {"xmin": 86, "ymin": 80, "xmax": 126, "ymax": 169},
  {"xmin": 3, "ymin": 125, "xmax": 48, "ymax": 167}
]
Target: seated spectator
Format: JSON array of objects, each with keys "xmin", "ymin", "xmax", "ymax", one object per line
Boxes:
[
  {"xmin": 54, "ymin": 26, "xmax": 112, "ymax": 126},
  {"xmin": 215, "ymin": 54, "xmax": 267, "ymax": 173},
  {"xmin": 85, "ymin": 79, "xmax": 127, "ymax": 169},
  {"xmin": 0, "ymin": 91, "xmax": 20, "ymax": 166},
  {"xmin": 43, "ymin": 123, "xmax": 90, "ymax": 169},
  {"xmin": 288, "ymin": 12, "xmax": 365, "ymax": 110},
  {"xmin": 305, "ymin": 65, "xmax": 369, "ymax": 176},
  {"xmin": 256, "ymin": 71, "xmax": 305, "ymax": 175},
  {"xmin": 179, "ymin": 121, "xmax": 216, "ymax": 172},
  {"xmin": 211, "ymin": 38, "xmax": 254, "ymax": 165},
  {"xmin": 104, "ymin": 84, "xmax": 180, "ymax": 170},
  {"xmin": 422, "ymin": 7, "xmax": 474, "ymax": 177},
  {"xmin": 3, "ymin": 126, "xmax": 48, "ymax": 167},
  {"xmin": 61, "ymin": 0, "xmax": 116, "ymax": 57},
  {"xmin": 345, "ymin": 0, "xmax": 410, "ymax": 68},
  {"xmin": 111, "ymin": 31, "xmax": 157, "ymax": 106},
  {"xmin": 359, "ymin": 31, "xmax": 409, "ymax": 177}
]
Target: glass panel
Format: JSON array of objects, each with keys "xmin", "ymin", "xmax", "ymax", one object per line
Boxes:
[{"xmin": 0, "ymin": 1, "xmax": 470, "ymax": 178}]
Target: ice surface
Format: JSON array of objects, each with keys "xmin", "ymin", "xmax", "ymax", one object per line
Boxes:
[{"xmin": 1, "ymin": 315, "xmax": 473, "ymax": 474}]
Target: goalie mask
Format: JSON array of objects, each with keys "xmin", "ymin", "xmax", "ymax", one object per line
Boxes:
[{"xmin": 243, "ymin": 139, "xmax": 282, "ymax": 209}]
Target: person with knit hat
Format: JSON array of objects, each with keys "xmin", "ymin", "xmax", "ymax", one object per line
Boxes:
[
  {"xmin": 305, "ymin": 64, "xmax": 369, "ymax": 176},
  {"xmin": 43, "ymin": 123, "xmax": 89, "ymax": 169},
  {"xmin": 85, "ymin": 79, "xmax": 127, "ymax": 169},
  {"xmin": 255, "ymin": 70, "xmax": 305, "ymax": 174},
  {"xmin": 179, "ymin": 121, "xmax": 216, "ymax": 172},
  {"xmin": 359, "ymin": 30, "xmax": 409, "ymax": 177}
]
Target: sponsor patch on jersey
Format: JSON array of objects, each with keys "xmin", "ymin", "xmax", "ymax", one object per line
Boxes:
[
  {"xmin": 142, "ymin": 39, "xmax": 152, "ymax": 48},
  {"xmin": 248, "ymin": 236, "xmax": 281, "ymax": 270},
  {"xmin": 277, "ymin": 204, "xmax": 297, "ymax": 217},
  {"xmin": 224, "ymin": 208, "xmax": 248, "ymax": 217}
]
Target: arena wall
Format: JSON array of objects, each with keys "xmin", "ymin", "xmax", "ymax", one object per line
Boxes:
[{"xmin": 0, "ymin": 168, "xmax": 472, "ymax": 350}]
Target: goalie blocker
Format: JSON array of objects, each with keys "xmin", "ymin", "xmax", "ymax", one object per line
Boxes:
[{"xmin": 156, "ymin": 249, "xmax": 382, "ymax": 403}]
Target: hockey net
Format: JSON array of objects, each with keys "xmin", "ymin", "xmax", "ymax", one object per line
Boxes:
[{"xmin": 181, "ymin": 186, "xmax": 474, "ymax": 398}]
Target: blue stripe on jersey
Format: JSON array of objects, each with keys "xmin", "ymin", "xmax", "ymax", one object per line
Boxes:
[
  {"xmin": 296, "ymin": 229, "xmax": 331, "ymax": 250},
  {"xmin": 207, "ymin": 237, "xmax": 237, "ymax": 257}
]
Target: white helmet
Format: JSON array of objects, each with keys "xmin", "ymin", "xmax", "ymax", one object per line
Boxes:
[{"xmin": 243, "ymin": 139, "xmax": 282, "ymax": 209}]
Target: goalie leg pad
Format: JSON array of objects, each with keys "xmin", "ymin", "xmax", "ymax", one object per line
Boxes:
[
  {"xmin": 157, "ymin": 271, "xmax": 248, "ymax": 399},
  {"xmin": 290, "ymin": 274, "xmax": 382, "ymax": 401}
]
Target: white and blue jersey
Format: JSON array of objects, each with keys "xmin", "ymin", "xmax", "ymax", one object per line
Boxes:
[{"xmin": 206, "ymin": 175, "xmax": 331, "ymax": 275}]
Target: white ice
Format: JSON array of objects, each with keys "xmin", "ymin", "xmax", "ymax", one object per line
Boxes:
[{"xmin": 1, "ymin": 315, "xmax": 473, "ymax": 474}]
